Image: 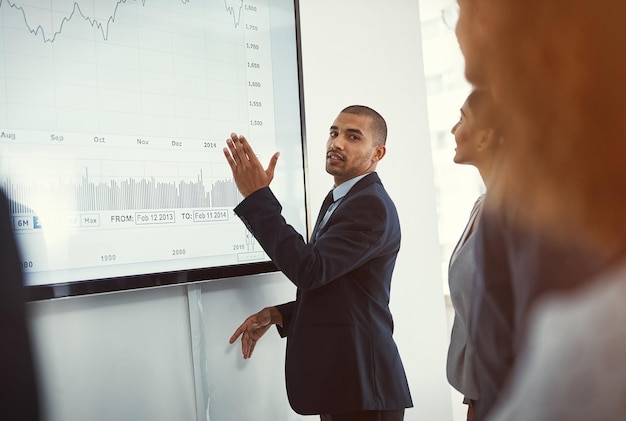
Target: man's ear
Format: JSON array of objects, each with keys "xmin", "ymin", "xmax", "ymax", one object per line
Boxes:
[{"xmin": 373, "ymin": 145, "xmax": 387, "ymax": 162}]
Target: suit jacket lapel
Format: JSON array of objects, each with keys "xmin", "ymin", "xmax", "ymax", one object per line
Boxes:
[
  {"xmin": 311, "ymin": 190, "xmax": 335, "ymax": 241},
  {"xmin": 310, "ymin": 173, "xmax": 381, "ymax": 242}
]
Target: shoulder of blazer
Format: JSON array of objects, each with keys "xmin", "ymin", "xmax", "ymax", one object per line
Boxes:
[{"xmin": 344, "ymin": 172, "xmax": 383, "ymax": 200}]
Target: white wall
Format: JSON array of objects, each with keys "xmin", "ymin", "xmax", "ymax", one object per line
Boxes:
[
  {"xmin": 30, "ymin": 285, "xmax": 196, "ymax": 420},
  {"xmin": 28, "ymin": 1, "xmax": 452, "ymax": 420}
]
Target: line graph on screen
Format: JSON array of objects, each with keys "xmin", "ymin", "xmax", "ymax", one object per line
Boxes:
[
  {"xmin": 0, "ymin": 0, "xmax": 274, "ymax": 140},
  {"xmin": 0, "ymin": 0, "xmax": 301, "ymax": 294},
  {"xmin": 0, "ymin": 0, "xmax": 246, "ymax": 43}
]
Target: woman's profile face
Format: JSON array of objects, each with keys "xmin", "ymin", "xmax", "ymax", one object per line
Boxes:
[{"xmin": 450, "ymin": 101, "xmax": 484, "ymax": 166}]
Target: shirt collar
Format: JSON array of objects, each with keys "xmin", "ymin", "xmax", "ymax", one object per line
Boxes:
[{"xmin": 331, "ymin": 173, "xmax": 370, "ymax": 202}]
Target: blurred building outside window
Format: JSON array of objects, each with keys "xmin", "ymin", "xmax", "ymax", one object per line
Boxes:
[{"xmin": 419, "ymin": 0, "xmax": 484, "ymax": 296}]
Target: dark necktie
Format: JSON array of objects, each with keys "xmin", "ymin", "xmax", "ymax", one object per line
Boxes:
[{"xmin": 311, "ymin": 190, "xmax": 335, "ymax": 241}]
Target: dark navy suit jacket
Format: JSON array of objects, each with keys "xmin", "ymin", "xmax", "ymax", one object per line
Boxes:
[{"xmin": 234, "ymin": 172, "xmax": 412, "ymax": 415}]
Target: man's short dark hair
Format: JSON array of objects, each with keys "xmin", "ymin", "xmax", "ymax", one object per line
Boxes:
[{"xmin": 341, "ymin": 105, "xmax": 387, "ymax": 145}]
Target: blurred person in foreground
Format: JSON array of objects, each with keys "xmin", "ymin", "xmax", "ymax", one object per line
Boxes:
[
  {"xmin": 0, "ymin": 188, "xmax": 40, "ymax": 420},
  {"xmin": 454, "ymin": 0, "xmax": 626, "ymax": 420},
  {"xmin": 446, "ymin": 88, "xmax": 502, "ymax": 421},
  {"xmin": 224, "ymin": 105, "xmax": 412, "ymax": 420}
]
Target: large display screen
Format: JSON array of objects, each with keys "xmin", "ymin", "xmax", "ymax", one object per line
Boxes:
[{"xmin": 0, "ymin": 0, "xmax": 307, "ymax": 300}]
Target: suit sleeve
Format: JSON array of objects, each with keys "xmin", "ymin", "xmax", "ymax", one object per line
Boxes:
[
  {"xmin": 275, "ymin": 301, "xmax": 295, "ymax": 338},
  {"xmin": 234, "ymin": 187, "xmax": 387, "ymax": 292}
]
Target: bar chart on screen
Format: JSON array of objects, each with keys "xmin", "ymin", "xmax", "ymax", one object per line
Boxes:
[{"xmin": 0, "ymin": 0, "xmax": 284, "ymax": 287}]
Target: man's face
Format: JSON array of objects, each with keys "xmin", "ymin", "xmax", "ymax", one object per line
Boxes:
[{"xmin": 325, "ymin": 112, "xmax": 384, "ymax": 186}]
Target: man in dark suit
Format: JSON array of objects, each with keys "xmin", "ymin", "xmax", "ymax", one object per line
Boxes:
[{"xmin": 225, "ymin": 105, "xmax": 412, "ymax": 420}]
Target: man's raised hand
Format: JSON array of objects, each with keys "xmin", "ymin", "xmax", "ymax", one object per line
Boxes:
[{"xmin": 223, "ymin": 133, "xmax": 280, "ymax": 197}]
